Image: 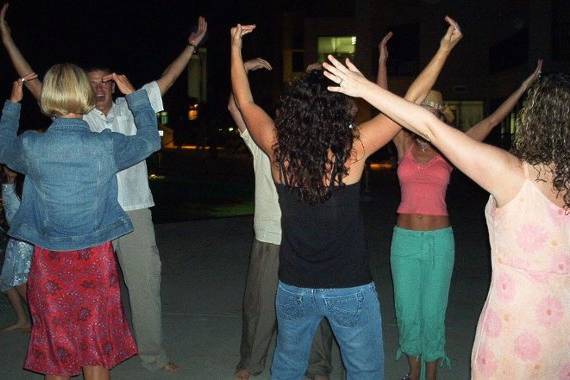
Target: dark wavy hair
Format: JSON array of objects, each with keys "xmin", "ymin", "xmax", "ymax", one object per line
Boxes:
[
  {"xmin": 274, "ymin": 70, "xmax": 356, "ymax": 203},
  {"xmin": 511, "ymin": 73, "xmax": 570, "ymax": 209}
]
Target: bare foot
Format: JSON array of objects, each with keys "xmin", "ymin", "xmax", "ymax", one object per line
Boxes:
[
  {"xmin": 1, "ymin": 321, "xmax": 31, "ymax": 333},
  {"xmin": 234, "ymin": 369, "xmax": 251, "ymax": 380},
  {"xmin": 160, "ymin": 362, "xmax": 179, "ymax": 373}
]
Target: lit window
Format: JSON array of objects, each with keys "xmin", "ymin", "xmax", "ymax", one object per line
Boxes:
[{"xmin": 317, "ymin": 36, "xmax": 356, "ymax": 63}]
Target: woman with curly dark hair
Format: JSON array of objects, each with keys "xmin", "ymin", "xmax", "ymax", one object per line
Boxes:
[
  {"xmin": 231, "ymin": 22, "xmax": 458, "ymax": 379},
  {"xmin": 324, "ymin": 56, "xmax": 570, "ymax": 380}
]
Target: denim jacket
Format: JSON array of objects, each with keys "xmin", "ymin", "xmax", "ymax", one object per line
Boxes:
[{"xmin": 0, "ymin": 90, "xmax": 160, "ymax": 251}]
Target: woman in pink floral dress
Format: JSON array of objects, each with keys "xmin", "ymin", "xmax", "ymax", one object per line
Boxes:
[{"xmin": 321, "ymin": 58, "xmax": 570, "ymax": 379}]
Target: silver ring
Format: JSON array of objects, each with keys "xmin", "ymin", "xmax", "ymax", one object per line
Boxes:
[
  {"xmin": 339, "ymin": 79, "xmax": 344, "ymax": 86},
  {"xmin": 19, "ymin": 78, "xmax": 25, "ymax": 83}
]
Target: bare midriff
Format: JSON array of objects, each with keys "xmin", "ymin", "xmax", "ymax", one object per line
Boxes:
[{"xmin": 397, "ymin": 213, "xmax": 450, "ymax": 231}]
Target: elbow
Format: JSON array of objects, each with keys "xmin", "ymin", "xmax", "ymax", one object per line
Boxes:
[{"xmin": 423, "ymin": 113, "xmax": 440, "ymax": 143}]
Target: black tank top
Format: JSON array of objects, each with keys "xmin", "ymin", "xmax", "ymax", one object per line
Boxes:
[{"xmin": 277, "ymin": 182, "xmax": 371, "ymax": 288}]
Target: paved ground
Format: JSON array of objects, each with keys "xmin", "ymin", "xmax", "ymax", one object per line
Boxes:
[{"xmin": 0, "ymin": 170, "xmax": 491, "ymax": 379}]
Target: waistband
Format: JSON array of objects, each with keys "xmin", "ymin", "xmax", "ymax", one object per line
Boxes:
[{"xmin": 393, "ymin": 225, "xmax": 453, "ymax": 236}]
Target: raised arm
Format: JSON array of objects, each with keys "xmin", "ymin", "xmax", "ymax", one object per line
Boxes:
[
  {"xmin": 0, "ymin": 75, "xmax": 37, "ymax": 174},
  {"xmin": 230, "ymin": 24, "xmax": 277, "ymax": 157},
  {"xmin": 403, "ymin": 16, "xmax": 461, "ymax": 104},
  {"xmin": 156, "ymin": 16, "xmax": 207, "ymax": 96},
  {"xmin": 465, "ymin": 60, "xmax": 542, "ymax": 142},
  {"xmin": 0, "ymin": 4, "xmax": 42, "ymax": 99},
  {"xmin": 376, "ymin": 32, "xmax": 392, "ymax": 90},
  {"xmin": 228, "ymin": 58, "xmax": 272, "ymax": 133},
  {"xmin": 357, "ymin": 16, "xmax": 463, "ymax": 158},
  {"xmin": 324, "ymin": 56, "xmax": 523, "ymax": 206}
]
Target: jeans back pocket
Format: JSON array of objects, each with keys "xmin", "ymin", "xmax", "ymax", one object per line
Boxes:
[
  {"xmin": 324, "ymin": 291, "xmax": 364, "ymax": 327},
  {"xmin": 276, "ymin": 286, "xmax": 304, "ymax": 320}
]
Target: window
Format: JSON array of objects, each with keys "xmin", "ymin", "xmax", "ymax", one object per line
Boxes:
[
  {"xmin": 317, "ymin": 36, "xmax": 356, "ymax": 63},
  {"xmin": 445, "ymin": 101, "xmax": 484, "ymax": 132}
]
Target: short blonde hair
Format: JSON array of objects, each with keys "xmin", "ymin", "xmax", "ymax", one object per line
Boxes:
[{"xmin": 40, "ymin": 63, "xmax": 95, "ymax": 117}]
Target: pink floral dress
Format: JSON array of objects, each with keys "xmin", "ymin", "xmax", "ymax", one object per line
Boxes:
[{"xmin": 471, "ymin": 178, "xmax": 570, "ymax": 379}]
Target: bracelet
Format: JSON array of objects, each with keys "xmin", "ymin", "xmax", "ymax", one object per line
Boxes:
[{"xmin": 188, "ymin": 43, "xmax": 198, "ymax": 50}]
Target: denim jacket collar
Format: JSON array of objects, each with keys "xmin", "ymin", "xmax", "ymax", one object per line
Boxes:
[{"xmin": 49, "ymin": 117, "xmax": 91, "ymax": 131}]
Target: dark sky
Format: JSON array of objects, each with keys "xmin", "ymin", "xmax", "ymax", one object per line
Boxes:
[{"xmin": 0, "ymin": 0, "xmax": 280, "ymax": 129}]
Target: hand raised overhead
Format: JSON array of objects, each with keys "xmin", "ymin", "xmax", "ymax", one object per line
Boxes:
[
  {"xmin": 440, "ymin": 16, "xmax": 462, "ymax": 51},
  {"xmin": 230, "ymin": 24, "xmax": 256, "ymax": 50},
  {"xmin": 10, "ymin": 72, "xmax": 38, "ymax": 103},
  {"xmin": 522, "ymin": 59, "xmax": 543, "ymax": 89},
  {"xmin": 244, "ymin": 58, "xmax": 272, "ymax": 73},
  {"xmin": 323, "ymin": 55, "xmax": 370, "ymax": 98},
  {"xmin": 379, "ymin": 31, "xmax": 393, "ymax": 62},
  {"xmin": 188, "ymin": 16, "xmax": 207, "ymax": 47},
  {"xmin": 102, "ymin": 73, "xmax": 135, "ymax": 95}
]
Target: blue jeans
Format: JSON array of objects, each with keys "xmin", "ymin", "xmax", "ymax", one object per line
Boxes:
[{"xmin": 271, "ymin": 281, "xmax": 384, "ymax": 380}]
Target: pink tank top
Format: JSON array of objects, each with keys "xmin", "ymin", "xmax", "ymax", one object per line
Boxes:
[{"xmin": 397, "ymin": 145, "xmax": 452, "ymax": 216}]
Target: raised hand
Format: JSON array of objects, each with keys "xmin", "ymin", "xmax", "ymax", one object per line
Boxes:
[
  {"xmin": 379, "ymin": 31, "xmax": 393, "ymax": 63},
  {"xmin": 10, "ymin": 72, "xmax": 38, "ymax": 102},
  {"xmin": 102, "ymin": 73, "xmax": 135, "ymax": 95},
  {"xmin": 244, "ymin": 58, "xmax": 272, "ymax": 73},
  {"xmin": 230, "ymin": 24, "xmax": 256, "ymax": 51},
  {"xmin": 305, "ymin": 62, "xmax": 322, "ymax": 73},
  {"xmin": 440, "ymin": 16, "xmax": 462, "ymax": 51},
  {"xmin": 522, "ymin": 59, "xmax": 543, "ymax": 89},
  {"xmin": 0, "ymin": 3, "xmax": 12, "ymax": 38},
  {"xmin": 323, "ymin": 55, "xmax": 370, "ymax": 98},
  {"xmin": 188, "ymin": 16, "xmax": 207, "ymax": 47}
]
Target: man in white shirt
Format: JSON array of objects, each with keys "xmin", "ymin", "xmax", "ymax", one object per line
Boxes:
[
  {"xmin": 228, "ymin": 58, "xmax": 333, "ymax": 380},
  {"xmin": 0, "ymin": 4, "xmax": 207, "ymax": 372}
]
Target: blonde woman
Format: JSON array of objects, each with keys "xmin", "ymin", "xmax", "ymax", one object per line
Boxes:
[{"xmin": 0, "ymin": 65, "xmax": 160, "ymax": 380}]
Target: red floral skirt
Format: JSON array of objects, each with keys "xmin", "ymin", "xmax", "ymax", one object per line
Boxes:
[{"xmin": 24, "ymin": 242, "xmax": 137, "ymax": 376}]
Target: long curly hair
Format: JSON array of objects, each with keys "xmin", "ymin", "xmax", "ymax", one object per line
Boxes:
[
  {"xmin": 274, "ymin": 70, "xmax": 356, "ymax": 203},
  {"xmin": 511, "ymin": 73, "xmax": 570, "ymax": 209}
]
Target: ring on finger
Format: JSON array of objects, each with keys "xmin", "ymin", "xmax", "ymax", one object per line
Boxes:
[
  {"xmin": 19, "ymin": 78, "xmax": 25, "ymax": 83},
  {"xmin": 339, "ymin": 78, "xmax": 344, "ymax": 86}
]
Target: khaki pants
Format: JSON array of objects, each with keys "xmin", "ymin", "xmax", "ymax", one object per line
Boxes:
[
  {"xmin": 114, "ymin": 208, "xmax": 168, "ymax": 371},
  {"xmin": 237, "ymin": 239, "xmax": 333, "ymax": 376}
]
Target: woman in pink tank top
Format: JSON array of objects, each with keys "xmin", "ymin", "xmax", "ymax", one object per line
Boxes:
[
  {"xmin": 378, "ymin": 28, "xmax": 542, "ymax": 380},
  {"xmin": 325, "ymin": 56, "xmax": 569, "ymax": 380}
]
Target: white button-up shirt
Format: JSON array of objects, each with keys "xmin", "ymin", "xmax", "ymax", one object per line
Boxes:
[{"xmin": 83, "ymin": 81, "xmax": 163, "ymax": 211}]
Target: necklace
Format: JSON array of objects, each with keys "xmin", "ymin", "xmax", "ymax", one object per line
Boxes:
[{"xmin": 416, "ymin": 140, "xmax": 430, "ymax": 152}]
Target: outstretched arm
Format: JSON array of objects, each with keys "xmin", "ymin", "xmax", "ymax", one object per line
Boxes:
[
  {"xmin": 0, "ymin": 74, "xmax": 38, "ymax": 174},
  {"xmin": 0, "ymin": 4, "xmax": 42, "ymax": 99},
  {"xmin": 323, "ymin": 56, "xmax": 524, "ymax": 206},
  {"xmin": 228, "ymin": 58, "xmax": 272, "ymax": 133},
  {"xmin": 156, "ymin": 16, "xmax": 207, "ymax": 96},
  {"xmin": 230, "ymin": 24, "xmax": 276, "ymax": 157},
  {"xmin": 403, "ymin": 16, "xmax": 461, "ymax": 104},
  {"xmin": 357, "ymin": 16, "xmax": 463, "ymax": 159},
  {"xmin": 465, "ymin": 60, "xmax": 542, "ymax": 142}
]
